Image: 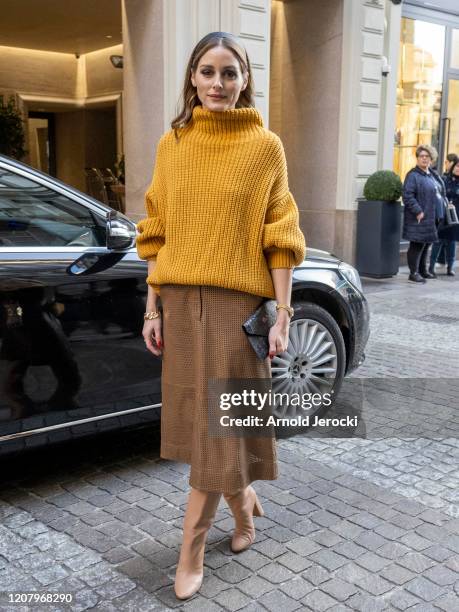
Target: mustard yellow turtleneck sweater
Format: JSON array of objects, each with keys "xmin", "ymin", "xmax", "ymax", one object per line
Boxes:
[{"xmin": 135, "ymin": 105, "xmax": 306, "ymax": 299}]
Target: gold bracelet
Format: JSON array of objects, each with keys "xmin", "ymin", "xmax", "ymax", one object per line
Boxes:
[
  {"xmin": 275, "ymin": 304, "xmax": 294, "ymax": 318},
  {"xmin": 144, "ymin": 310, "xmax": 161, "ymax": 320}
]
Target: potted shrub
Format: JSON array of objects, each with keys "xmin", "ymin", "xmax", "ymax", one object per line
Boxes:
[
  {"xmin": 0, "ymin": 95, "xmax": 27, "ymax": 160},
  {"xmin": 356, "ymin": 170, "xmax": 403, "ymax": 278}
]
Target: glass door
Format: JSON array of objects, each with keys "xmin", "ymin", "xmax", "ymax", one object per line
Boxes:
[
  {"xmin": 439, "ymin": 28, "xmax": 459, "ymax": 173},
  {"xmin": 394, "ymin": 18, "xmax": 446, "ymax": 181},
  {"xmin": 395, "ymin": 17, "xmax": 459, "ymax": 181},
  {"xmin": 441, "ymin": 79, "xmax": 459, "ymax": 171}
]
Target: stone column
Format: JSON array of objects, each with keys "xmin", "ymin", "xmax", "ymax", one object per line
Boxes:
[
  {"xmin": 334, "ymin": 0, "xmax": 386, "ymax": 264},
  {"xmin": 270, "ymin": 0, "xmax": 344, "ymax": 257},
  {"xmin": 122, "ymin": 0, "xmax": 164, "ymax": 220},
  {"xmin": 379, "ymin": 0, "xmax": 402, "ymax": 169}
]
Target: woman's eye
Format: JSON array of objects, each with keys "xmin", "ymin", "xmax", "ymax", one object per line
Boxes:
[{"xmin": 200, "ymin": 70, "xmax": 237, "ymax": 77}]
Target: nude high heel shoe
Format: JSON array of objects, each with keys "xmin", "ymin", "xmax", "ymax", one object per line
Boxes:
[
  {"xmin": 223, "ymin": 485, "xmax": 264, "ymax": 553},
  {"xmin": 174, "ymin": 487, "xmax": 222, "ymax": 600}
]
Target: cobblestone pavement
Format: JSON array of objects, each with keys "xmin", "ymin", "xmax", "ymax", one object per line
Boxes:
[{"xmin": 0, "ymin": 266, "xmax": 458, "ymax": 611}]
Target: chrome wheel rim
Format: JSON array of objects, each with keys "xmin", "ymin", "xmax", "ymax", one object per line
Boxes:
[{"xmin": 271, "ymin": 318, "xmax": 338, "ymax": 419}]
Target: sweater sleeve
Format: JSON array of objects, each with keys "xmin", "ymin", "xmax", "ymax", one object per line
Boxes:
[
  {"xmin": 262, "ymin": 138, "xmax": 306, "ymax": 269},
  {"xmin": 135, "ymin": 137, "xmax": 167, "ymax": 261}
]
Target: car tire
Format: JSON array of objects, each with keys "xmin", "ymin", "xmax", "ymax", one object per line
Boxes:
[{"xmin": 270, "ymin": 301, "xmax": 346, "ymax": 437}]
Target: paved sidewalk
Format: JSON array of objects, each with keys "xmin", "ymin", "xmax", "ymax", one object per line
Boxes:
[{"xmin": 0, "ymin": 266, "xmax": 458, "ymax": 611}]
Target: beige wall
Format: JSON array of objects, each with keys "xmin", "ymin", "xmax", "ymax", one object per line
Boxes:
[
  {"xmin": 0, "ymin": 46, "xmax": 77, "ymax": 97},
  {"xmin": 85, "ymin": 45, "xmax": 123, "ymax": 97},
  {"xmin": 0, "ymin": 44, "xmax": 122, "ymax": 99},
  {"xmin": 270, "ymin": 0, "xmax": 343, "ymax": 255}
]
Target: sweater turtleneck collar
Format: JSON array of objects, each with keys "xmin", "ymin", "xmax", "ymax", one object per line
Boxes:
[{"xmin": 190, "ymin": 104, "xmax": 264, "ymax": 137}]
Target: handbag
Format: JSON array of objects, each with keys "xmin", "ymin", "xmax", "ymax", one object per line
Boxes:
[
  {"xmin": 444, "ymin": 199, "xmax": 459, "ymax": 226},
  {"xmin": 242, "ymin": 298, "xmax": 278, "ymax": 360}
]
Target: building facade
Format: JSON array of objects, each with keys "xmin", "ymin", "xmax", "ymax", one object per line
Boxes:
[
  {"xmin": 2, "ymin": 0, "xmax": 458, "ymax": 264},
  {"xmin": 122, "ymin": 0, "xmax": 401, "ymax": 264}
]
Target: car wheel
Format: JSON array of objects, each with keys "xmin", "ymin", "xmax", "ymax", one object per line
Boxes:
[{"xmin": 270, "ymin": 301, "xmax": 346, "ymax": 432}]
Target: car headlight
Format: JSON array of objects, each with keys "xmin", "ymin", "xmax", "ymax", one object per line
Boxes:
[{"xmin": 339, "ymin": 262, "xmax": 363, "ymax": 293}]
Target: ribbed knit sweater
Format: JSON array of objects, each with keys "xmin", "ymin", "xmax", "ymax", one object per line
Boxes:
[{"xmin": 135, "ymin": 104, "xmax": 306, "ymax": 298}]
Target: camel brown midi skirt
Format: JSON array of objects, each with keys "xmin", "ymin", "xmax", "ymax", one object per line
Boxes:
[{"xmin": 159, "ymin": 284, "xmax": 278, "ymax": 493}]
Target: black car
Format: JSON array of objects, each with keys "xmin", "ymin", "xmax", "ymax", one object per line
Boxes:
[{"xmin": 0, "ymin": 155, "xmax": 369, "ymax": 455}]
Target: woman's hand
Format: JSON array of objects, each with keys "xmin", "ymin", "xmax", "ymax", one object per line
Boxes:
[
  {"xmin": 417, "ymin": 211, "xmax": 425, "ymax": 223},
  {"xmin": 268, "ymin": 312, "xmax": 291, "ymax": 359},
  {"xmin": 143, "ymin": 317, "xmax": 163, "ymax": 356}
]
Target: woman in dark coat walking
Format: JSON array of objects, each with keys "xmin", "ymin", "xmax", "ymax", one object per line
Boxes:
[
  {"xmin": 430, "ymin": 159, "xmax": 459, "ymax": 276},
  {"xmin": 402, "ymin": 145, "xmax": 446, "ymax": 282}
]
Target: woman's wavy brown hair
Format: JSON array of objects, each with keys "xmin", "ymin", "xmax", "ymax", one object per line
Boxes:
[{"xmin": 171, "ymin": 31, "xmax": 255, "ymax": 140}]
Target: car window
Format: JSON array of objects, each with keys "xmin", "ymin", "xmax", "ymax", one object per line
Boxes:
[{"xmin": 0, "ymin": 168, "xmax": 106, "ymax": 247}]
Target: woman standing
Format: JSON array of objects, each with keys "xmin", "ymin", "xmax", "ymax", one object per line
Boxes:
[
  {"xmin": 433, "ymin": 158, "xmax": 459, "ymax": 276},
  {"xmin": 135, "ymin": 32, "xmax": 306, "ymax": 600},
  {"xmin": 444, "ymin": 152, "xmax": 458, "ymax": 175},
  {"xmin": 402, "ymin": 145, "xmax": 445, "ymax": 283},
  {"xmin": 435, "ymin": 153, "xmax": 458, "ymax": 266}
]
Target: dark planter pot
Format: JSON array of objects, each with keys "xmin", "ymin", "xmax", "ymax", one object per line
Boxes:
[{"xmin": 356, "ymin": 199, "xmax": 402, "ymax": 278}]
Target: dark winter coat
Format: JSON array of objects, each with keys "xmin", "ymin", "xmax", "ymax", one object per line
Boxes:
[
  {"xmin": 444, "ymin": 175, "xmax": 459, "ymax": 213},
  {"xmin": 441, "ymin": 174, "xmax": 459, "ymax": 241},
  {"xmin": 402, "ymin": 166, "xmax": 446, "ymax": 243}
]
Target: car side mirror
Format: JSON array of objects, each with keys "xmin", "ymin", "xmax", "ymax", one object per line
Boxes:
[{"xmin": 106, "ymin": 209, "xmax": 136, "ymax": 250}]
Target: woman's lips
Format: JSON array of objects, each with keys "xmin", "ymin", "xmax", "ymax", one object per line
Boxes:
[{"xmin": 209, "ymin": 95, "xmax": 225, "ymax": 99}]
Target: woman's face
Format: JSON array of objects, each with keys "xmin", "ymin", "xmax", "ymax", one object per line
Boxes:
[
  {"xmin": 191, "ymin": 46, "xmax": 248, "ymax": 112},
  {"xmin": 417, "ymin": 151, "xmax": 431, "ymax": 171},
  {"xmin": 453, "ymin": 163, "xmax": 459, "ymax": 177}
]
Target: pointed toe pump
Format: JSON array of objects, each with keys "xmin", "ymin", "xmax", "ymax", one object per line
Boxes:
[
  {"xmin": 224, "ymin": 485, "xmax": 264, "ymax": 553},
  {"xmin": 174, "ymin": 487, "xmax": 222, "ymax": 600}
]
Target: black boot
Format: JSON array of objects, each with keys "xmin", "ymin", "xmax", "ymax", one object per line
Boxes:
[
  {"xmin": 447, "ymin": 266, "xmax": 455, "ymax": 276},
  {"xmin": 408, "ymin": 272, "xmax": 426, "ymax": 283},
  {"xmin": 421, "ymin": 268, "xmax": 436, "ymax": 279}
]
